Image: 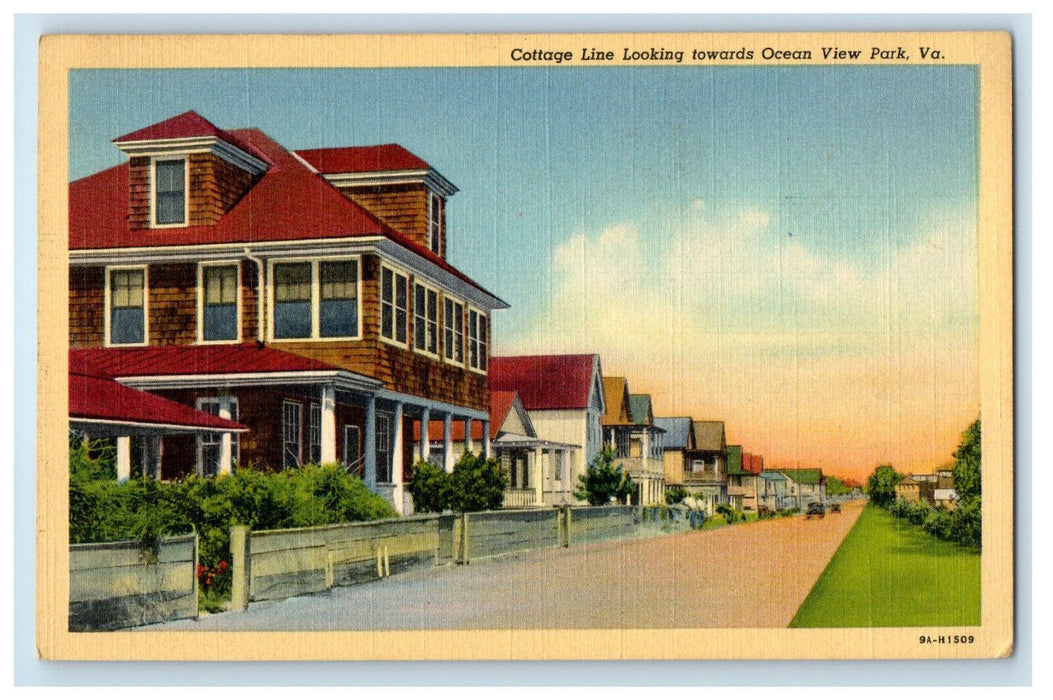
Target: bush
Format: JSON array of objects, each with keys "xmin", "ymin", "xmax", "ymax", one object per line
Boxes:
[
  {"xmin": 665, "ymin": 486, "xmax": 689, "ymax": 505},
  {"xmin": 950, "ymin": 496, "xmax": 982, "ymax": 549},
  {"xmin": 574, "ymin": 446, "xmax": 634, "ymax": 506},
  {"xmin": 407, "ymin": 460, "xmax": 450, "ymax": 513},
  {"xmin": 406, "ymin": 453, "xmax": 507, "ymax": 513},
  {"xmin": 923, "ymin": 509, "xmax": 953, "ymax": 540},
  {"xmin": 905, "ymin": 499, "xmax": 931, "ymax": 526},
  {"xmin": 716, "ymin": 503, "xmax": 744, "ymax": 524},
  {"xmin": 866, "ymin": 464, "xmax": 903, "ymax": 508}
]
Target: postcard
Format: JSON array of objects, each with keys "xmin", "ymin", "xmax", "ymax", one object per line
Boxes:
[{"xmin": 37, "ymin": 31, "xmax": 1013, "ymax": 660}]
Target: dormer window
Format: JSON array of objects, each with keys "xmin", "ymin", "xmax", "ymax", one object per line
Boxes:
[
  {"xmin": 428, "ymin": 191, "xmax": 442, "ymax": 254},
  {"xmin": 153, "ymin": 158, "xmax": 187, "ymax": 226}
]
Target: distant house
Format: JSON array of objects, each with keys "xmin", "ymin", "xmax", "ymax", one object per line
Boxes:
[
  {"xmin": 895, "ymin": 475, "xmax": 936, "ymax": 505},
  {"xmin": 683, "ymin": 420, "xmax": 728, "ymax": 515},
  {"xmin": 757, "ymin": 471, "xmax": 788, "ymax": 511},
  {"xmin": 934, "ymin": 488, "xmax": 960, "ymax": 511},
  {"xmin": 418, "ymin": 389, "xmax": 579, "ymax": 508},
  {"xmin": 777, "ymin": 469, "xmax": 826, "ymax": 509},
  {"xmin": 725, "ymin": 445, "xmax": 758, "ymax": 512},
  {"xmin": 489, "ymin": 354, "xmax": 605, "ymax": 479},
  {"xmin": 654, "ymin": 416, "xmax": 695, "ymax": 494},
  {"xmin": 600, "ymin": 378, "xmax": 665, "ymax": 505},
  {"xmin": 69, "ymin": 352, "xmax": 247, "ymax": 480}
]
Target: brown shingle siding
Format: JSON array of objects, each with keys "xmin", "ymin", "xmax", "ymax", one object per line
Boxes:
[
  {"xmin": 148, "ymin": 263, "xmax": 196, "ymax": 345},
  {"xmin": 69, "ymin": 266, "xmax": 105, "ymax": 347},
  {"xmin": 126, "ymin": 153, "xmax": 257, "ymax": 230},
  {"xmin": 339, "ymin": 184, "xmax": 446, "ymax": 257}
]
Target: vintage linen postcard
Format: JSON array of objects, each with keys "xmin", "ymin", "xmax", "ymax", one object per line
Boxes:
[{"xmin": 36, "ymin": 31, "xmax": 1013, "ymax": 661}]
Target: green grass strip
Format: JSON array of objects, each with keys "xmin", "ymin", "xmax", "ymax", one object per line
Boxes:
[{"xmin": 789, "ymin": 505, "xmax": 980, "ymax": 628}]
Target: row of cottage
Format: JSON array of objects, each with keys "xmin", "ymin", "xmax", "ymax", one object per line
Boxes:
[{"xmin": 65, "ymin": 109, "xmax": 832, "ymax": 516}]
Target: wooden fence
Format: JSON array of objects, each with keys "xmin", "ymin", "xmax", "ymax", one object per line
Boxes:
[
  {"xmin": 69, "ymin": 533, "xmax": 198, "ymax": 632},
  {"xmin": 232, "ymin": 505, "xmax": 642, "ymax": 608}
]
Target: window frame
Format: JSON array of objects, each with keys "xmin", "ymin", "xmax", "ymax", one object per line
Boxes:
[
  {"xmin": 379, "ymin": 264, "xmax": 410, "ymax": 349},
  {"xmin": 150, "ymin": 156, "xmax": 189, "ymax": 228},
  {"xmin": 282, "ymin": 400, "xmax": 303, "ymax": 469},
  {"xmin": 375, "ymin": 411, "xmax": 393, "ymax": 484},
  {"xmin": 196, "ymin": 261, "xmax": 242, "ymax": 345},
  {"xmin": 427, "ymin": 191, "xmax": 442, "ymax": 255},
  {"xmin": 412, "ymin": 280, "xmax": 441, "ymax": 358},
  {"xmin": 466, "ymin": 306, "xmax": 489, "ymax": 374},
  {"xmin": 195, "ymin": 397, "xmax": 240, "ymax": 476},
  {"xmin": 104, "ymin": 265, "xmax": 149, "ymax": 347},
  {"xmin": 442, "ymin": 296, "xmax": 466, "ymax": 368},
  {"xmin": 308, "ymin": 402, "xmax": 322, "ymax": 465},
  {"xmin": 267, "ymin": 256, "xmax": 362, "ymax": 342}
]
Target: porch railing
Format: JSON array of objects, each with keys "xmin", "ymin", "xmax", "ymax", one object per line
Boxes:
[{"xmin": 503, "ymin": 489, "xmax": 538, "ymax": 508}]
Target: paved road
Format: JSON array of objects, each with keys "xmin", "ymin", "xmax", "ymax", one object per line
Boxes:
[{"xmin": 153, "ymin": 501, "xmax": 864, "ymax": 631}]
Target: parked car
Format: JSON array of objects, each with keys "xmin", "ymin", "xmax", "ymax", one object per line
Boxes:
[
  {"xmin": 829, "ymin": 503, "xmax": 841, "ymax": 513},
  {"xmin": 805, "ymin": 501, "xmax": 826, "ymax": 519}
]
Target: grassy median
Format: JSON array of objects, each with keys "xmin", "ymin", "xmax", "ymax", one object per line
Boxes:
[{"xmin": 790, "ymin": 504, "xmax": 980, "ymax": 627}]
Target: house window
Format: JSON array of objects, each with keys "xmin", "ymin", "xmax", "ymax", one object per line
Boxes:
[
  {"xmin": 197, "ymin": 398, "xmax": 239, "ymax": 476},
  {"xmin": 554, "ymin": 451, "xmax": 564, "ymax": 482},
  {"xmin": 380, "ymin": 267, "xmax": 409, "ymax": 346},
  {"xmin": 443, "ymin": 298, "xmax": 465, "ymax": 364},
  {"xmin": 308, "ymin": 403, "xmax": 322, "ymax": 465},
  {"xmin": 201, "ymin": 264, "xmax": 239, "ymax": 342},
  {"xmin": 272, "ymin": 260, "xmax": 360, "ymax": 340},
  {"xmin": 153, "ymin": 158, "xmax": 186, "ymax": 226},
  {"xmin": 108, "ymin": 267, "xmax": 146, "ymax": 345},
  {"xmin": 282, "ymin": 400, "xmax": 303, "ymax": 469},
  {"xmin": 467, "ymin": 308, "xmax": 488, "ymax": 372},
  {"xmin": 428, "ymin": 192, "xmax": 442, "ymax": 254},
  {"xmin": 319, "ymin": 260, "xmax": 358, "ymax": 338},
  {"xmin": 376, "ymin": 412, "xmax": 393, "ymax": 483},
  {"xmin": 273, "ymin": 262, "xmax": 312, "ymax": 339},
  {"xmin": 344, "ymin": 425, "xmax": 361, "ymax": 475},
  {"xmin": 413, "ymin": 283, "xmax": 439, "ymax": 355}
]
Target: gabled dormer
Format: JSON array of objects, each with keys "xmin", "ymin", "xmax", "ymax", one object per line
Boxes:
[
  {"xmin": 114, "ymin": 111, "xmax": 268, "ymax": 229},
  {"xmin": 294, "ymin": 144, "xmax": 458, "ymax": 259}
]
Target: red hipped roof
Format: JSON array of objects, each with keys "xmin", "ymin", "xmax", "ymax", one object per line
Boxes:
[
  {"xmin": 489, "ymin": 355, "xmax": 597, "ymax": 411},
  {"xmin": 70, "ymin": 344, "xmax": 342, "ymax": 378},
  {"xmin": 69, "ymin": 353, "xmax": 245, "ymax": 431},
  {"xmin": 295, "ymin": 144, "xmax": 431, "ymax": 173},
  {"xmin": 71, "ymin": 117, "xmax": 502, "ymax": 303},
  {"xmin": 113, "ymin": 110, "xmax": 268, "ymax": 164}
]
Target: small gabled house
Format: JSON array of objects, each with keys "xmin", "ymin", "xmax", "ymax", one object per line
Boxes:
[
  {"xmin": 757, "ymin": 471, "xmax": 788, "ymax": 511},
  {"xmin": 683, "ymin": 420, "xmax": 728, "ymax": 514},
  {"xmin": 653, "ymin": 416, "xmax": 695, "ymax": 494},
  {"xmin": 599, "ymin": 377, "xmax": 664, "ymax": 505},
  {"xmin": 68, "ymin": 110, "xmax": 508, "ymax": 514},
  {"xmin": 777, "ymin": 468, "xmax": 826, "ymax": 509},
  {"xmin": 725, "ymin": 445, "xmax": 759, "ymax": 512},
  {"xmin": 895, "ymin": 475, "xmax": 937, "ymax": 506}
]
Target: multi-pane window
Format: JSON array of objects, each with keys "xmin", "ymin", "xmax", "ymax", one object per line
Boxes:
[
  {"xmin": 380, "ymin": 267, "xmax": 409, "ymax": 345},
  {"xmin": 108, "ymin": 268, "xmax": 146, "ymax": 345},
  {"xmin": 428, "ymin": 192, "xmax": 442, "ymax": 254},
  {"xmin": 413, "ymin": 283, "xmax": 439, "ymax": 355},
  {"xmin": 467, "ymin": 308, "xmax": 488, "ymax": 372},
  {"xmin": 375, "ymin": 413, "xmax": 392, "ymax": 483},
  {"xmin": 154, "ymin": 159, "xmax": 186, "ymax": 225},
  {"xmin": 201, "ymin": 265, "xmax": 239, "ymax": 341},
  {"xmin": 197, "ymin": 398, "xmax": 239, "ymax": 476},
  {"xmin": 319, "ymin": 260, "xmax": 358, "ymax": 338},
  {"xmin": 273, "ymin": 260, "xmax": 359, "ymax": 340},
  {"xmin": 308, "ymin": 403, "xmax": 322, "ymax": 465},
  {"xmin": 273, "ymin": 263, "xmax": 312, "ymax": 339},
  {"xmin": 443, "ymin": 298, "xmax": 464, "ymax": 364},
  {"xmin": 282, "ymin": 401, "xmax": 302, "ymax": 469}
]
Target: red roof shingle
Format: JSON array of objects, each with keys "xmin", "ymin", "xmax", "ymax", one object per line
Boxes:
[
  {"xmin": 295, "ymin": 144, "xmax": 431, "ymax": 174},
  {"xmin": 489, "ymin": 355, "xmax": 597, "ymax": 411},
  {"xmin": 70, "ymin": 344, "xmax": 342, "ymax": 378},
  {"xmin": 113, "ymin": 110, "xmax": 268, "ymax": 163}
]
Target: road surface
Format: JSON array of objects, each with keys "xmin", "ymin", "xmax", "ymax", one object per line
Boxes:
[{"xmin": 152, "ymin": 501, "xmax": 864, "ymax": 630}]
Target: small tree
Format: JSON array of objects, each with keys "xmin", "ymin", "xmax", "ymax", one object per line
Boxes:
[
  {"xmin": 952, "ymin": 418, "xmax": 981, "ymax": 500},
  {"xmin": 866, "ymin": 464, "xmax": 902, "ymax": 508},
  {"xmin": 665, "ymin": 485, "xmax": 689, "ymax": 505},
  {"xmin": 448, "ymin": 452, "xmax": 507, "ymax": 512},
  {"xmin": 574, "ymin": 446, "xmax": 634, "ymax": 506},
  {"xmin": 407, "ymin": 460, "xmax": 451, "ymax": 514}
]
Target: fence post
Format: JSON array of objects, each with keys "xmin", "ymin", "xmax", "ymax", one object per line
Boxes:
[
  {"xmin": 192, "ymin": 530, "xmax": 200, "ymax": 619},
  {"xmin": 562, "ymin": 506, "xmax": 572, "ymax": 547},
  {"xmin": 461, "ymin": 512, "xmax": 470, "ymax": 565},
  {"xmin": 230, "ymin": 525, "xmax": 251, "ymax": 611}
]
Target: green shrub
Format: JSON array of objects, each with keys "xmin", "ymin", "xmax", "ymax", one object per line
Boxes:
[
  {"xmin": 716, "ymin": 503, "xmax": 744, "ymax": 524},
  {"xmin": 574, "ymin": 446, "xmax": 634, "ymax": 506},
  {"xmin": 449, "ymin": 452, "xmax": 507, "ymax": 512},
  {"xmin": 866, "ymin": 464, "xmax": 903, "ymax": 507},
  {"xmin": 407, "ymin": 460, "xmax": 450, "ymax": 513},
  {"xmin": 950, "ymin": 496, "xmax": 982, "ymax": 549},
  {"xmin": 905, "ymin": 499, "xmax": 932, "ymax": 526},
  {"xmin": 923, "ymin": 509, "xmax": 953, "ymax": 540},
  {"xmin": 665, "ymin": 486, "xmax": 689, "ymax": 505}
]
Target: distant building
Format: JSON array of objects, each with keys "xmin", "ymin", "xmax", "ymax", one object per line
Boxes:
[
  {"xmin": 776, "ymin": 469, "xmax": 826, "ymax": 509},
  {"xmin": 683, "ymin": 420, "xmax": 728, "ymax": 515},
  {"xmin": 654, "ymin": 416, "xmax": 696, "ymax": 492}
]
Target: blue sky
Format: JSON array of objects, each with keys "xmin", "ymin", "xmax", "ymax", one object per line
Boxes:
[{"xmin": 69, "ymin": 66, "xmax": 980, "ymax": 476}]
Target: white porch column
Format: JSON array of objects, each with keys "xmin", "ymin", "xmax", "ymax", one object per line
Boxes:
[
  {"xmin": 116, "ymin": 436, "xmax": 131, "ymax": 482},
  {"xmin": 464, "ymin": 418, "xmax": 474, "ymax": 455},
  {"xmin": 534, "ymin": 447, "xmax": 545, "ymax": 505},
  {"xmin": 363, "ymin": 396, "xmax": 377, "ymax": 488},
  {"xmin": 443, "ymin": 413, "xmax": 454, "ymax": 473},
  {"xmin": 482, "ymin": 420, "xmax": 491, "ymax": 459},
  {"xmin": 391, "ymin": 401, "xmax": 405, "ymax": 514},
  {"xmin": 419, "ymin": 407, "xmax": 430, "ymax": 463},
  {"xmin": 319, "ymin": 384, "xmax": 337, "ymax": 464},
  {"xmin": 218, "ymin": 398, "xmax": 234, "ymax": 475}
]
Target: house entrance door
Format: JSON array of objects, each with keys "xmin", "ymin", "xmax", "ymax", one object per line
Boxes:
[{"xmin": 344, "ymin": 425, "xmax": 361, "ymax": 476}]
